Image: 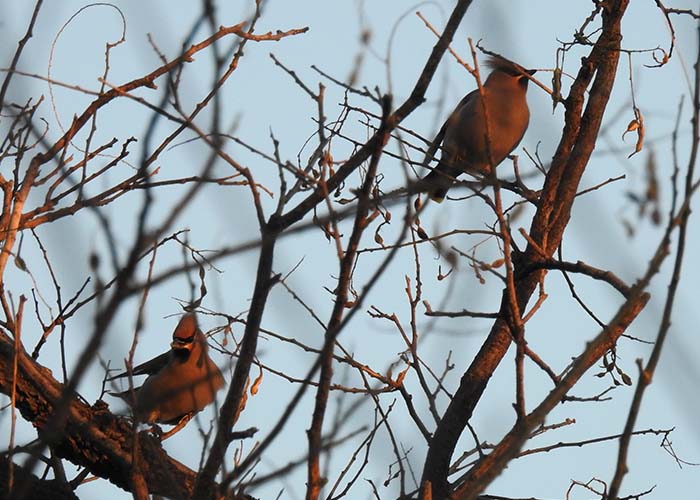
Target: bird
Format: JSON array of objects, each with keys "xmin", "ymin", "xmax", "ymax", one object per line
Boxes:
[
  {"xmin": 420, "ymin": 56, "xmax": 536, "ymax": 202},
  {"xmin": 109, "ymin": 312, "xmax": 225, "ymax": 439}
]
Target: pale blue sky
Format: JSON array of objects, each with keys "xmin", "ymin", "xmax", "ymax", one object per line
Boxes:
[{"xmin": 2, "ymin": 1, "xmax": 699, "ymax": 499}]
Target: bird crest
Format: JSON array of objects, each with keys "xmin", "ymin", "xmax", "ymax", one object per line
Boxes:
[{"xmin": 484, "ymin": 55, "xmax": 531, "ymax": 77}]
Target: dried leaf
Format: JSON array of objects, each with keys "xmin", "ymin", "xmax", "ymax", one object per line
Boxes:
[
  {"xmin": 552, "ymin": 67, "xmax": 562, "ymax": 112},
  {"xmin": 321, "ymin": 149, "xmax": 333, "ymax": 167},
  {"xmin": 414, "ymin": 196, "xmax": 422, "ymax": 212},
  {"xmin": 472, "ymin": 262, "xmax": 486, "ymax": 285},
  {"xmin": 222, "ymin": 324, "xmax": 232, "ymax": 347},
  {"xmin": 622, "ymin": 111, "xmax": 644, "ymax": 158},
  {"xmin": 622, "ymin": 119, "xmax": 639, "ymax": 139},
  {"xmin": 250, "ymin": 369, "xmax": 263, "ymax": 395},
  {"xmin": 489, "ymin": 258, "xmax": 505, "ymax": 269},
  {"xmin": 629, "ymin": 121, "xmax": 644, "ymax": 158},
  {"xmin": 14, "ymin": 256, "xmax": 28, "ymax": 272}
]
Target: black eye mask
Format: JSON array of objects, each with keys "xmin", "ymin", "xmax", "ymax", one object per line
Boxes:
[{"xmin": 177, "ymin": 334, "xmax": 195, "ymax": 344}]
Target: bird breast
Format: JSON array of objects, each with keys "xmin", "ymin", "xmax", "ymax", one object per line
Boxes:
[
  {"xmin": 443, "ymin": 85, "xmax": 530, "ymax": 174},
  {"xmin": 486, "ymin": 87, "xmax": 530, "ymax": 151},
  {"xmin": 135, "ymin": 357, "xmax": 225, "ymax": 424}
]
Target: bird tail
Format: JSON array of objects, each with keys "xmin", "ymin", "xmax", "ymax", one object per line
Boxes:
[
  {"xmin": 421, "ymin": 160, "xmax": 459, "ymax": 203},
  {"xmin": 108, "ymin": 388, "xmax": 139, "ymax": 406}
]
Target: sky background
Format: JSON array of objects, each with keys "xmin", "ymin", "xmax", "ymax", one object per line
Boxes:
[{"xmin": 2, "ymin": 1, "xmax": 700, "ymax": 499}]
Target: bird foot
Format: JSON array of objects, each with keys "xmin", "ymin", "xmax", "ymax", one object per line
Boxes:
[{"xmin": 147, "ymin": 424, "xmax": 164, "ymax": 440}]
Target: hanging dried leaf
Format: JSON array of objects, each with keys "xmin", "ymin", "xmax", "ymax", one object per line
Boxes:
[
  {"xmin": 622, "ymin": 110, "xmax": 644, "ymax": 158},
  {"xmin": 250, "ymin": 367, "xmax": 263, "ymax": 395},
  {"xmin": 552, "ymin": 67, "xmax": 562, "ymax": 112},
  {"xmin": 14, "ymin": 255, "xmax": 28, "ymax": 272},
  {"xmin": 488, "ymin": 258, "xmax": 505, "ymax": 269},
  {"xmin": 374, "ymin": 231, "xmax": 384, "ymax": 246},
  {"xmin": 471, "ymin": 261, "xmax": 486, "ymax": 285},
  {"xmin": 622, "ymin": 119, "xmax": 639, "ymax": 138},
  {"xmin": 414, "ymin": 196, "xmax": 422, "ymax": 212},
  {"xmin": 416, "ymin": 226, "xmax": 429, "ymax": 240},
  {"xmin": 320, "ymin": 148, "xmax": 333, "ymax": 167}
]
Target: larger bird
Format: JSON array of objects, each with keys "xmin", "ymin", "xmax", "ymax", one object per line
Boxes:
[
  {"xmin": 109, "ymin": 313, "xmax": 225, "ymax": 439},
  {"xmin": 421, "ymin": 56, "xmax": 536, "ymax": 202}
]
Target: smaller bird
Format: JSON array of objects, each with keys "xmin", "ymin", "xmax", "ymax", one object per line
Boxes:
[
  {"xmin": 420, "ymin": 56, "xmax": 536, "ymax": 202},
  {"xmin": 109, "ymin": 313, "xmax": 225, "ymax": 439}
]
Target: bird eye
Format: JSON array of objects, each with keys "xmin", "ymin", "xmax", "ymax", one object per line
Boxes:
[{"xmin": 178, "ymin": 334, "xmax": 195, "ymax": 343}]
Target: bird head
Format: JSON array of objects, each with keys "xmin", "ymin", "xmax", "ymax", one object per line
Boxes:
[
  {"xmin": 170, "ymin": 313, "xmax": 200, "ymax": 354},
  {"xmin": 485, "ymin": 56, "xmax": 536, "ymax": 89}
]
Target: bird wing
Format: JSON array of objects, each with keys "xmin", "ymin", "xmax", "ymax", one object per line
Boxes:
[
  {"xmin": 422, "ymin": 120, "xmax": 449, "ymax": 167},
  {"xmin": 423, "ymin": 90, "xmax": 477, "ymax": 167},
  {"xmin": 108, "ymin": 351, "xmax": 171, "ymax": 380},
  {"xmin": 441, "ymin": 88, "xmax": 486, "ymax": 165}
]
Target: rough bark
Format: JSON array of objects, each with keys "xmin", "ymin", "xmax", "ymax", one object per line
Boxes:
[
  {"xmin": 0, "ymin": 332, "xmax": 204, "ymax": 499},
  {"xmin": 420, "ymin": 1, "xmax": 632, "ymax": 498}
]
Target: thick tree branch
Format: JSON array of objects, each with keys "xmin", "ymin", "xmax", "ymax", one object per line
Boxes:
[
  {"xmin": 194, "ymin": 2, "xmax": 476, "ymax": 498},
  {"xmin": 421, "ymin": 2, "xmax": 632, "ymax": 498},
  {"xmin": 0, "ymin": 332, "xmax": 204, "ymax": 498},
  {"xmin": 0, "ymin": 455, "xmax": 78, "ymax": 500},
  {"xmin": 452, "ymin": 289, "xmax": 649, "ymax": 499}
]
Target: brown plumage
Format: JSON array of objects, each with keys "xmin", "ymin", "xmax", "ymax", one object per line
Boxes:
[
  {"xmin": 421, "ymin": 56, "xmax": 536, "ymax": 202},
  {"xmin": 109, "ymin": 313, "xmax": 225, "ymax": 427}
]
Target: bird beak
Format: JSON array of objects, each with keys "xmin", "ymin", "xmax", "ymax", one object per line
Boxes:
[
  {"xmin": 171, "ymin": 338, "xmax": 194, "ymax": 351},
  {"xmin": 526, "ymin": 69, "xmax": 537, "ymax": 76}
]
